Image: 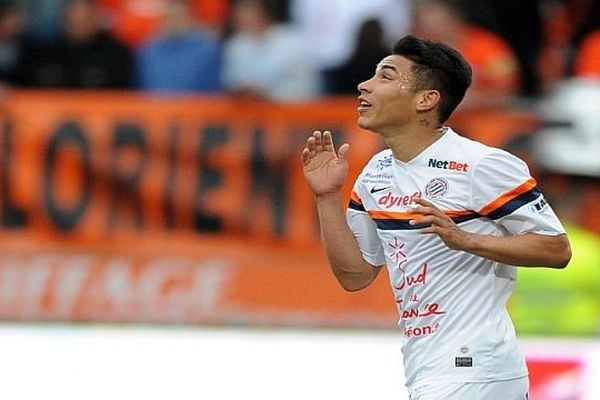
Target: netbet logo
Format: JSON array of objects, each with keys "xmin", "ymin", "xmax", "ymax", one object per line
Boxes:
[{"xmin": 428, "ymin": 158, "xmax": 469, "ymax": 172}]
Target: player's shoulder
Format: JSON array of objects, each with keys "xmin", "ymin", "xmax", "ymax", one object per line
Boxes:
[{"xmin": 447, "ymin": 128, "xmax": 525, "ymax": 169}]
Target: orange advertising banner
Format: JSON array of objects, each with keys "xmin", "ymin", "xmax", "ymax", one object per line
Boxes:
[
  {"xmin": 1, "ymin": 91, "xmax": 385, "ymax": 242},
  {"xmin": 0, "ymin": 91, "xmax": 542, "ymax": 326},
  {"xmin": 0, "ymin": 233, "xmax": 397, "ymax": 326},
  {"xmin": 0, "ymin": 91, "xmax": 397, "ymax": 325}
]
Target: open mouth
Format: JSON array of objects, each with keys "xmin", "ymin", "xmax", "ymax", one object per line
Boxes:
[{"xmin": 358, "ymin": 98, "xmax": 372, "ymax": 112}]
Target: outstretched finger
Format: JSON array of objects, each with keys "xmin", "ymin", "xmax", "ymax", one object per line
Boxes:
[
  {"xmin": 322, "ymin": 131, "xmax": 335, "ymax": 152},
  {"xmin": 338, "ymin": 143, "xmax": 350, "ymax": 163},
  {"xmin": 306, "ymin": 136, "xmax": 317, "ymax": 158},
  {"xmin": 410, "ymin": 215, "xmax": 436, "ymax": 226},
  {"xmin": 301, "ymin": 148, "xmax": 311, "ymax": 166},
  {"xmin": 312, "ymin": 130, "xmax": 323, "ymax": 152}
]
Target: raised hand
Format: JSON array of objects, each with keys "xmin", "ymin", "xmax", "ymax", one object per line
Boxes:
[{"xmin": 302, "ymin": 130, "xmax": 350, "ymax": 197}]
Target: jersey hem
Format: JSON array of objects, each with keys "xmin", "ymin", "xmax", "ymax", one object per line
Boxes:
[{"xmin": 407, "ymin": 371, "xmax": 529, "ymax": 392}]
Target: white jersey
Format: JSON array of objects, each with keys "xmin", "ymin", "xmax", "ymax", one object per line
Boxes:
[{"xmin": 347, "ymin": 128, "xmax": 565, "ymax": 391}]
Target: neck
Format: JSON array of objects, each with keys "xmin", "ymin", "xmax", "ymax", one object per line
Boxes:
[{"xmin": 382, "ymin": 123, "xmax": 445, "ymax": 162}]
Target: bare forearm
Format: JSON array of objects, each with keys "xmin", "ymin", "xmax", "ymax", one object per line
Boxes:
[
  {"xmin": 316, "ymin": 193, "xmax": 379, "ymax": 291},
  {"xmin": 459, "ymin": 232, "xmax": 571, "ymax": 268}
]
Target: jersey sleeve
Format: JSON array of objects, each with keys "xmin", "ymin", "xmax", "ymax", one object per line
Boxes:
[
  {"xmin": 471, "ymin": 149, "xmax": 566, "ymax": 236},
  {"xmin": 347, "ymin": 183, "xmax": 386, "ymax": 267}
]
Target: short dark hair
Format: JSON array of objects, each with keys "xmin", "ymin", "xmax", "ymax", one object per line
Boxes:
[{"xmin": 392, "ymin": 35, "xmax": 472, "ymax": 123}]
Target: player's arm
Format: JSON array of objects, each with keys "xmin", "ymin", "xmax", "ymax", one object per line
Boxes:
[
  {"xmin": 316, "ymin": 193, "xmax": 382, "ymax": 290},
  {"xmin": 459, "ymin": 231, "xmax": 570, "ymax": 268},
  {"xmin": 411, "ymin": 198, "xmax": 571, "ymax": 268},
  {"xmin": 302, "ymin": 131, "xmax": 381, "ymax": 291}
]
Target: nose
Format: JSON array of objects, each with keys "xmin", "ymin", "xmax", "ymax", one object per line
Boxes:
[{"xmin": 357, "ymin": 76, "xmax": 373, "ymax": 93}]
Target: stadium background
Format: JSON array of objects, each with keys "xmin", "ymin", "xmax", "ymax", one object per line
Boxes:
[{"xmin": 0, "ymin": 0, "xmax": 599, "ymax": 398}]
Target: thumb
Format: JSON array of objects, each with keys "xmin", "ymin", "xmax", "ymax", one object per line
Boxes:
[{"xmin": 337, "ymin": 143, "xmax": 350, "ymax": 163}]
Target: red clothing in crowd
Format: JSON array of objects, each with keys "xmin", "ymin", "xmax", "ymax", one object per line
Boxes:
[
  {"xmin": 574, "ymin": 30, "xmax": 600, "ymax": 77},
  {"xmin": 96, "ymin": 0, "xmax": 229, "ymax": 47},
  {"xmin": 459, "ymin": 25, "xmax": 521, "ymax": 93}
]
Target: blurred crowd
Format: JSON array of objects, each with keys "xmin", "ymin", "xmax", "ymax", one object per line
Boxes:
[{"xmin": 0, "ymin": 0, "xmax": 599, "ymax": 100}]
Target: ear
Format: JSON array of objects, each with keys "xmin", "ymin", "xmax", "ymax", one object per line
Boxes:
[{"xmin": 415, "ymin": 90, "xmax": 441, "ymax": 112}]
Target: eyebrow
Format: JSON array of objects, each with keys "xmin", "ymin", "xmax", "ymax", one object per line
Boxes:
[{"xmin": 376, "ymin": 64, "xmax": 399, "ymax": 74}]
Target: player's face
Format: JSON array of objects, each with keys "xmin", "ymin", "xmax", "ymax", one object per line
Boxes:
[{"xmin": 357, "ymin": 55, "xmax": 421, "ymax": 134}]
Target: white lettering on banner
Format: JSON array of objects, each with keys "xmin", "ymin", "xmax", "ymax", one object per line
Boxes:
[
  {"xmin": 51, "ymin": 256, "xmax": 94, "ymax": 318},
  {"xmin": 0, "ymin": 255, "xmax": 58, "ymax": 319},
  {"xmin": 192, "ymin": 262, "xmax": 230, "ymax": 314},
  {"xmin": 0, "ymin": 255, "xmax": 232, "ymax": 322},
  {"xmin": 102, "ymin": 257, "xmax": 135, "ymax": 318},
  {"xmin": 23, "ymin": 256, "xmax": 55, "ymax": 318},
  {"xmin": 131, "ymin": 258, "xmax": 229, "ymax": 321},
  {"xmin": 0, "ymin": 257, "xmax": 19, "ymax": 314}
]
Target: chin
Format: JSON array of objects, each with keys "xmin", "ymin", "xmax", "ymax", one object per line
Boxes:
[
  {"xmin": 358, "ymin": 117, "xmax": 379, "ymax": 133},
  {"xmin": 357, "ymin": 116, "xmax": 370, "ymax": 129}
]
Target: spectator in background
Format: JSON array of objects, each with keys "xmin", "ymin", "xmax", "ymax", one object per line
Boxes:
[
  {"xmin": 17, "ymin": 0, "xmax": 68, "ymax": 42},
  {"xmin": 329, "ymin": 18, "xmax": 390, "ymax": 94},
  {"xmin": 290, "ymin": 0, "xmax": 410, "ymax": 93},
  {"xmin": 27, "ymin": 0, "xmax": 133, "ymax": 89},
  {"xmin": 222, "ymin": 0, "xmax": 319, "ymax": 102},
  {"xmin": 569, "ymin": 0, "xmax": 600, "ymax": 78},
  {"xmin": 0, "ymin": 0, "xmax": 38, "ymax": 87},
  {"xmin": 461, "ymin": 0, "xmax": 543, "ymax": 98},
  {"xmin": 536, "ymin": 0, "xmax": 599, "ymax": 93},
  {"xmin": 195, "ymin": 0, "xmax": 231, "ymax": 35},
  {"xmin": 136, "ymin": 0, "xmax": 222, "ymax": 93},
  {"xmin": 96, "ymin": 0, "xmax": 164, "ymax": 48},
  {"xmin": 97, "ymin": 0, "xmax": 230, "ymax": 48},
  {"xmin": 412, "ymin": 0, "xmax": 521, "ymax": 104},
  {"xmin": 573, "ymin": 30, "xmax": 600, "ymax": 77}
]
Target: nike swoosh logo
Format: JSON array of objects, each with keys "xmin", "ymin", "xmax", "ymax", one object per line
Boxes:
[{"xmin": 370, "ymin": 186, "xmax": 391, "ymax": 194}]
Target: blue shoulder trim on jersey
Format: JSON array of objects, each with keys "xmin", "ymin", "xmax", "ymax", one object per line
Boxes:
[
  {"xmin": 373, "ymin": 213, "xmax": 481, "ymax": 230},
  {"xmin": 348, "ymin": 199, "xmax": 366, "ymax": 212},
  {"xmin": 373, "ymin": 219, "xmax": 424, "ymax": 230},
  {"xmin": 486, "ymin": 187, "xmax": 542, "ymax": 220},
  {"xmin": 452, "ymin": 213, "xmax": 483, "ymax": 224}
]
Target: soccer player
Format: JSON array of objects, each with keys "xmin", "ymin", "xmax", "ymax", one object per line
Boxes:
[{"xmin": 301, "ymin": 35, "xmax": 571, "ymax": 399}]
